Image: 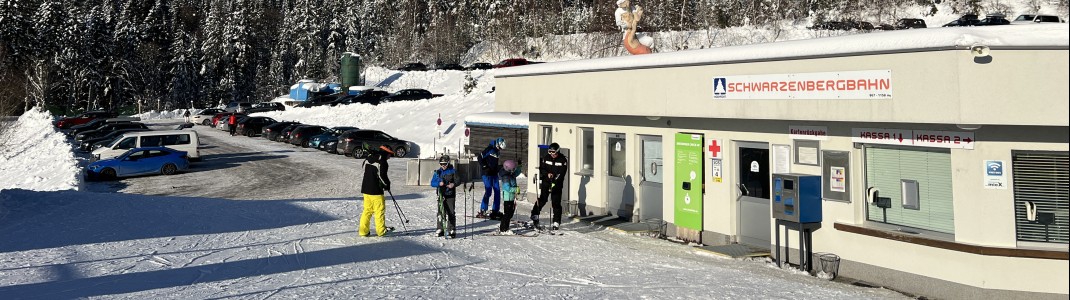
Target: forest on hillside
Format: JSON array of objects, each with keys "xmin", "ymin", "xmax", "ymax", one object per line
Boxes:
[{"xmin": 1, "ymin": 0, "xmax": 1067, "ymax": 116}]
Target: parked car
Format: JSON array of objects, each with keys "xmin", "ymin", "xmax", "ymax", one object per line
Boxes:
[
  {"xmin": 216, "ymin": 114, "xmax": 248, "ymax": 132},
  {"xmin": 54, "ymin": 111, "xmax": 118, "ymax": 129},
  {"xmin": 288, "ymin": 125, "xmax": 329, "ymax": 147},
  {"xmin": 336, "ymin": 129, "xmax": 411, "ymax": 158},
  {"xmin": 309, "ymin": 126, "xmax": 359, "ymax": 152},
  {"xmin": 92, "ymin": 130, "xmax": 200, "ymax": 162},
  {"xmin": 330, "ymin": 90, "xmax": 390, "ymax": 106},
  {"xmin": 943, "ymin": 14, "xmax": 981, "ymax": 27},
  {"xmin": 211, "ymin": 112, "xmax": 245, "ymax": 128},
  {"xmin": 74, "ymin": 122, "xmax": 149, "ymax": 141},
  {"xmin": 68, "ymin": 117, "xmax": 139, "ymax": 137},
  {"xmin": 79, "ymin": 128, "xmax": 151, "ymax": 152},
  {"xmin": 276, "ymin": 123, "xmax": 307, "ymax": 142},
  {"xmin": 236, "ymin": 116, "xmax": 277, "ymax": 137},
  {"xmin": 1011, "ymin": 14, "xmax": 1063, "ymax": 24},
  {"xmin": 379, "ymin": 89, "xmax": 442, "ymax": 103},
  {"xmin": 976, "ymin": 13, "xmax": 1011, "ymax": 26},
  {"xmin": 85, "ymin": 147, "xmax": 190, "ymax": 180},
  {"xmin": 494, "ymin": 58, "xmax": 540, "ymax": 68},
  {"xmin": 895, "ymin": 18, "xmax": 927, "ymax": 29},
  {"xmin": 245, "ymin": 102, "xmax": 286, "ymax": 113},
  {"xmin": 224, "ymin": 101, "xmax": 253, "ymax": 113},
  {"xmin": 192, "ymin": 109, "xmax": 225, "ymax": 125},
  {"xmin": 399, "ymin": 62, "xmax": 427, "ymax": 71},
  {"xmin": 435, "ymin": 63, "xmax": 464, "ymax": 71},
  {"xmin": 295, "ymin": 93, "xmax": 345, "ymax": 108},
  {"xmin": 466, "ymin": 62, "xmax": 493, "ymax": 70},
  {"xmin": 261, "ymin": 121, "xmax": 300, "ymax": 141}
]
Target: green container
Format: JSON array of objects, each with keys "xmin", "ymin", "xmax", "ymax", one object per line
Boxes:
[{"xmin": 341, "ymin": 53, "xmax": 361, "ymax": 90}]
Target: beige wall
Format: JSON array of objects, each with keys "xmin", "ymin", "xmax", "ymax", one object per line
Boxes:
[{"xmin": 499, "ymin": 50, "xmax": 1070, "ymax": 127}]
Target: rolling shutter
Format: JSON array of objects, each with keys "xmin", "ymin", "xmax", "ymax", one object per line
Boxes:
[
  {"xmin": 1013, "ymin": 151, "xmax": 1069, "ymax": 244},
  {"xmin": 865, "ymin": 146, "xmax": 955, "ymax": 234}
]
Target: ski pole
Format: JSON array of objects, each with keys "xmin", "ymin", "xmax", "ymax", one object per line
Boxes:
[{"xmin": 386, "ymin": 189, "xmax": 409, "ymax": 231}]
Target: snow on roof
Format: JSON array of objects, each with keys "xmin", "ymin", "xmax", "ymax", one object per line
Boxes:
[
  {"xmin": 498, "ymin": 25, "xmax": 1070, "ymax": 77},
  {"xmin": 464, "ymin": 112, "xmax": 529, "ymax": 129}
]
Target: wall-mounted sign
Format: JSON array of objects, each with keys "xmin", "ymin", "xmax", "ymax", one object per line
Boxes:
[
  {"xmin": 710, "ymin": 158, "xmax": 723, "ymax": 183},
  {"xmin": 789, "ymin": 125, "xmax": 828, "ymax": 140},
  {"xmin": 713, "ymin": 70, "xmax": 892, "ymax": 100},
  {"xmin": 984, "ymin": 160, "xmax": 1007, "ymax": 189},
  {"xmin": 852, "ymin": 128, "xmax": 975, "ymax": 150}
]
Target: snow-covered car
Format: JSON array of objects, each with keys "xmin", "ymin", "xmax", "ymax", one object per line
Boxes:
[{"xmin": 85, "ymin": 146, "xmax": 190, "ymax": 180}]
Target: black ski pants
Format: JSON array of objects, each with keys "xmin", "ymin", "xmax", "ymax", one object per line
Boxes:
[
  {"xmin": 531, "ymin": 183, "xmax": 563, "ymax": 224},
  {"xmin": 437, "ymin": 196, "xmax": 456, "ymax": 233},
  {"xmin": 499, "ymin": 201, "xmax": 516, "ymax": 232}
]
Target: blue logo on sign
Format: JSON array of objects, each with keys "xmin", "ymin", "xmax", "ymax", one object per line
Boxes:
[
  {"xmin": 986, "ymin": 161, "xmax": 1003, "ymax": 176},
  {"xmin": 713, "ymin": 78, "xmax": 727, "ymax": 98}
]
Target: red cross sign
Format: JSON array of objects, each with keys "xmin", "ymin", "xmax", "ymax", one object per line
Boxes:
[{"xmin": 708, "ymin": 139, "xmax": 722, "ymax": 159}]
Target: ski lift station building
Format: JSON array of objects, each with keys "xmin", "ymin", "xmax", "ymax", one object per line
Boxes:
[{"xmin": 496, "ymin": 25, "xmax": 1069, "ymax": 299}]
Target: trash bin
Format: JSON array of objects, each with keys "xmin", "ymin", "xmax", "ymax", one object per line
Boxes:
[{"xmin": 817, "ymin": 252, "xmax": 841, "ymax": 280}]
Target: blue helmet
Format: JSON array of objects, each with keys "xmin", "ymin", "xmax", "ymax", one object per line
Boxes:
[{"xmin": 493, "ymin": 137, "xmax": 506, "ymax": 149}]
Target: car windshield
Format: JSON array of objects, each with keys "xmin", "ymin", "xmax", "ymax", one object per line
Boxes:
[{"xmin": 1015, "ymin": 15, "xmax": 1035, "ymax": 21}]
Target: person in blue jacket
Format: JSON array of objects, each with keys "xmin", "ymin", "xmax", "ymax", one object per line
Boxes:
[
  {"xmin": 431, "ymin": 155, "xmax": 457, "ymax": 238},
  {"xmin": 478, "ymin": 137, "xmax": 505, "ymax": 219}
]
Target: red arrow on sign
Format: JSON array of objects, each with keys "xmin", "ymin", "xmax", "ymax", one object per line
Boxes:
[
  {"xmin": 897, "ymin": 133, "xmax": 903, "ymax": 143},
  {"xmin": 963, "ymin": 137, "xmax": 972, "ymax": 143}
]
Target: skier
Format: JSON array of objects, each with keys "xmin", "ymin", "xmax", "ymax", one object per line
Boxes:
[
  {"xmin": 531, "ymin": 143, "xmax": 568, "ymax": 230},
  {"xmin": 478, "ymin": 137, "xmax": 506, "ymax": 219},
  {"xmin": 228, "ymin": 113, "xmax": 238, "ymax": 136},
  {"xmin": 430, "ymin": 155, "xmax": 458, "ymax": 238},
  {"xmin": 183, "ymin": 109, "xmax": 191, "ymax": 123},
  {"xmin": 359, "ymin": 144, "xmax": 394, "ymax": 237},
  {"xmin": 498, "ymin": 159, "xmax": 522, "ymax": 234}
]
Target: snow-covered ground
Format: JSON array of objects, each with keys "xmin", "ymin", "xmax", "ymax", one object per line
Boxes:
[{"xmin": 0, "ymin": 108, "xmax": 80, "ymax": 192}]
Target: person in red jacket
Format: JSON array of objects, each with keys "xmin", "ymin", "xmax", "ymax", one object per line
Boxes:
[{"xmin": 228, "ymin": 114, "xmax": 237, "ymax": 135}]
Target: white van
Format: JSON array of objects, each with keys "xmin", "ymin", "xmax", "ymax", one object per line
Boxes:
[{"xmin": 92, "ymin": 130, "xmax": 200, "ymax": 161}]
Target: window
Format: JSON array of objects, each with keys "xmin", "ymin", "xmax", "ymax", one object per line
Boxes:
[
  {"xmin": 1012, "ymin": 151, "xmax": 1069, "ymax": 245},
  {"xmin": 641, "ymin": 137, "xmax": 663, "ymax": 183},
  {"xmin": 162, "ymin": 134, "xmax": 191, "ymax": 145},
  {"xmin": 142, "ymin": 136, "xmax": 164, "ymax": 147},
  {"xmin": 607, "ymin": 133, "xmax": 626, "ymax": 178},
  {"xmin": 540, "ymin": 125, "xmax": 553, "ymax": 145},
  {"xmin": 115, "ymin": 137, "xmax": 137, "ymax": 150},
  {"xmin": 865, "ymin": 146, "xmax": 954, "ymax": 234},
  {"xmin": 579, "ymin": 128, "xmax": 594, "ymax": 172}
]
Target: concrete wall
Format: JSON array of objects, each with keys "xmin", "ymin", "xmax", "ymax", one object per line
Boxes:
[{"xmin": 498, "ymin": 50, "xmax": 1070, "ymax": 127}]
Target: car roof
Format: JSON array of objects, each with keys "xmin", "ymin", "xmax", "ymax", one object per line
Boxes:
[{"xmin": 120, "ymin": 130, "xmax": 197, "ymax": 137}]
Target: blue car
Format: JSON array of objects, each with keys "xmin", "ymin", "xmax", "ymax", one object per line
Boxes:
[
  {"xmin": 85, "ymin": 146, "xmax": 190, "ymax": 180},
  {"xmin": 309, "ymin": 126, "xmax": 359, "ymax": 153}
]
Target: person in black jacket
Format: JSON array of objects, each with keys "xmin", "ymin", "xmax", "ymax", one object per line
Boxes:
[
  {"xmin": 530, "ymin": 142, "xmax": 568, "ymax": 230},
  {"xmin": 359, "ymin": 145, "xmax": 394, "ymax": 237}
]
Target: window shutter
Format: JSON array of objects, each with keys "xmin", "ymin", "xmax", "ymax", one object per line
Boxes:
[
  {"xmin": 1013, "ymin": 151, "xmax": 1069, "ymax": 244},
  {"xmin": 865, "ymin": 147, "xmax": 955, "ymax": 234}
]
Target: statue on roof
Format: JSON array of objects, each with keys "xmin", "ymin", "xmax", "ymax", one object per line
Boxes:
[{"xmin": 615, "ymin": 0, "xmax": 653, "ymax": 55}]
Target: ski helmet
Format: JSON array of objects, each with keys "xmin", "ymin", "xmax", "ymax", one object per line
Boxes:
[
  {"xmin": 438, "ymin": 155, "xmax": 451, "ymax": 165},
  {"xmin": 494, "ymin": 137, "xmax": 506, "ymax": 149},
  {"xmin": 503, "ymin": 160, "xmax": 517, "ymax": 171},
  {"xmin": 549, "ymin": 143, "xmax": 560, "ymax": 152}
]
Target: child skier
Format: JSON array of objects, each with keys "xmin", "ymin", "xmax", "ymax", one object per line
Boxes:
[
  {"xmin": 430, "ymin": 155, "xmax": 458, "ymax": 238},
  {"xmin": 498, "ymin": 160, "xmax": 521, "ymax": 234}
]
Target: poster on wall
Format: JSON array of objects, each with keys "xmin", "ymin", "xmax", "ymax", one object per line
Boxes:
[
  {"xmin": 675, "ymin": 133, "xmax": 704, "ymax": 231},
  {"xmin": 773, "ymin": 144, "xmax": 791, "ymax": 174},
  {"xmin": 830, "ymin": 167, "xmax": 847, "ymax": 192},
  {"xmin": 983, "ymin": 160, "xmax": 1007, "ymax": 189}
]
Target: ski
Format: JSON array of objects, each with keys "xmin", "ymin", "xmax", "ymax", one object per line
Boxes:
[
  {"xmin": 485, "ymin": 231, "xmax": 539, "ymax": 237},
  {"xmin": 516, "ymin": 221, "xmax": 565, "ymax": 235}
]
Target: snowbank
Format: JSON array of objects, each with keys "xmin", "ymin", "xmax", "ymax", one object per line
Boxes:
[
  {"xmin": 251, "ymin": 67, "xmax": 498, "ymax": 158},
  {"xmin": 0, "ymin": 108, "xmax": 80, "ymax": 192}
]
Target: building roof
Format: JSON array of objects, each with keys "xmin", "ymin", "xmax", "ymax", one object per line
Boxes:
[
  {"xmin": 464, "ymin": 112, "xmax": 529, "ymax": 129},
  {"xmin": 498, "ymin": 24, "xmax": 1069, "ymax": 77}
]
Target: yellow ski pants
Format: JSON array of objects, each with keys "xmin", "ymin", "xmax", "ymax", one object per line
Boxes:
[{"xmin": 359, "ymin": 194, "xmax": 388, "ymax": 236}]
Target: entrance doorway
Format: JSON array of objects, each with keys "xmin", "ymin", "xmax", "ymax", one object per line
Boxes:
[
  {"xmin": 605, "ymin": 133, "xmax": 634, "ymax": 219},
  {"xmin": 737, "ymin": 141, "xmax": 771, "ymax": 249},
  {"xmin": 638, "ymin": 135, "xmax": 663, "ymax": 222}
]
